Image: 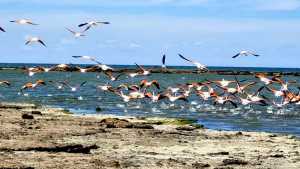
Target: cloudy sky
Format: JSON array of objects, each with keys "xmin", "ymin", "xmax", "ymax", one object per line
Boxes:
[{"xmin": 0, "ymin": 0, "xmax": 300, "ymax": 67}]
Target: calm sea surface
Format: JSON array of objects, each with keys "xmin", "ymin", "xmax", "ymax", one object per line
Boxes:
[{"xmin": 0, "ymin": 63, "xmax": 300, "ymax": 136}]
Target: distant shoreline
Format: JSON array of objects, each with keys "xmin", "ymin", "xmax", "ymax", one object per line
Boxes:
[
  {"xmin": 1, "ymin": 65, "xmax": 300, "ymax": 76},
  {"xmin": 1, "ymin": 62, "xmax": 300, "ymax": 70}
]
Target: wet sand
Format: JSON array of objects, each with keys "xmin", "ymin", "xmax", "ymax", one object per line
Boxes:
[{"xmin": 0, "ymin": 102, "xmax": 299, "ymax": 169}]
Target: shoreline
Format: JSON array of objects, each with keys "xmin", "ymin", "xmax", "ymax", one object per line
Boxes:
[
  {"xmin": 0, "ymin": 102, "xmax": 299, "ymax": 168},
  {"xmin": 2, "ymin": 66, "xmax": 300, "ymax": 76}
]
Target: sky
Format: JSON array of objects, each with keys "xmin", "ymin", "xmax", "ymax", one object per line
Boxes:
[{"xmin": 0, "ymin": 0, "xmax": 300, "ymax": 67}]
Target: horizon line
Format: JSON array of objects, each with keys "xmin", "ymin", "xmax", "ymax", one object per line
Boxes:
[{"xmin": 0, "ymin": 62, "xmax": 300, "ymax": 70}]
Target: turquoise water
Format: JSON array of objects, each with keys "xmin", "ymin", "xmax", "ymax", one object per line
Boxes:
[{"xmin": 0, "ymin": 63, "xmax": 300, "ymax": 136}]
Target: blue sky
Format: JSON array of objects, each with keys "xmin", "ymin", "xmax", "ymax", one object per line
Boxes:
[{"xmin": 0, "ymin": 0, "xmax": 300, "ymax": 67}]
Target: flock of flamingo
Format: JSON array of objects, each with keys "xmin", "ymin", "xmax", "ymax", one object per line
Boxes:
[{"xmin": 0, "ymin": 18, "xmax": 299, "ymax": 109}]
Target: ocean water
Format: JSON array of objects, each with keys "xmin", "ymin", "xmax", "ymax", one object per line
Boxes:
[{"xmin": 0, "ymin": 63, "xmax": 300, "ymax": 136}]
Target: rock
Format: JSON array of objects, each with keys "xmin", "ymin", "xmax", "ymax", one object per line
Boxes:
[
  {"xmin": 95, "ymin": 107, "xmax": 102, "ymax": 112},
  {"xmin": 208, "ymin": 151, "xmax": 230, "ymax": 156},
  {"xmin": 31, "ymin": 110, "xmax": 42, "ymax": 115},
  {"xmin": 22, "ymin": 113, "xmax": 34, "ymax": 120},
  {"xmin": 105, "ymin": 160, "xmax": 121, "ymax": 168},
  {"xmin": 222, "ymin": 158, "xmax": 248, "ymax": 165},
  {"xmin": 288, "ymin": 135, "xmax": 296, "ymax": 139},
  {"xmin": 112, "ymin": 145, "xmax": 119, "ymax": 149},
  {"xmin": 136, "ymin": 116, "xmax": 146, "ymax": 120},
  {"xmin": 179, "ymin": 140, "xmax": 189, "ymax": 143},
  {"xmin": 99, "ymin": 118, "xmax": 154, "ymax": 129},
  {"xmin": 121, "ymin": 160, "xmax": 141, "ymax": 168},
  {"xmin": 133, "ymin": 123, "xmax": 154, "ymax": 129},
  {"xmin": 192, "ymin": 162, "xmax": 210, "ymax": 168},
  {"xmin": 148, "ymin": 121, "xmax": 163, "ymax": 125},
  {"xmin": 0, "ymin": 103, "xmax": 37, "ymax": 109},
  {"xmin": 270, "ymin": 154, "xmax": 285, "ymax": 158},
  {"xmin": 93, "ymin": 159, "xmax": 120, "ymax": 168},
  {"xmin": 269, "ymin": 134, "xmax": 277, "ymax": 137},
  {"xmin": 214, "ymin": 167, "xmax": 234, "ymax": 169},
  {"xmin": 176, "ymin": 125, "xmax": 196, "ymax": 131},
  {"xmin": 146, "ymin": 151, "xmax": 159, "ymax": 155},
  {"xmin": 0, "ymin": 144, "xmax": 98, "ymax": 154},
  {"xmin": 235, "ymin": 131, "xmax": 243, "ymax": 136},
  {"xmin": 99, "ymin": 118, "xmax": 133, "ymax": 128}
]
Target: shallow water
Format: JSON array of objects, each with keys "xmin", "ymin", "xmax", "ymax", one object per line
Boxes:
[{"xmin": 0, "ymin": 65, "xmax": 300, "ymax": 136}]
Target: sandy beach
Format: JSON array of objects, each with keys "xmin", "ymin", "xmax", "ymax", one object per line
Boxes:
[{"xmin": 0, "ymin": 102, "xmax": 299, "ymax": 169}]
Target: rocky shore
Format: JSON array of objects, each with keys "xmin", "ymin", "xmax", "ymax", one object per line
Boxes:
[
  {"xmin": 0, "ymin": 102, "xmax": 299, "ymax": 169},
  {"xmin": 2, "ymin": 66, "xmax": 300, "ymax": 76}
]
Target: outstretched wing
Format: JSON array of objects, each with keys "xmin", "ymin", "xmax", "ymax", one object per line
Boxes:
[
  {"xmin": 135, "ymin": 63, "xmax": 145, "ymax": 71},
  {"xmin": 38, "ymin": 40, "xmax": 46, "ymax": 47},
  {"xmin": 250, "ymin": 52, "xmax": 259, "ymax": 57},
  {"xmin": 114, "ymin": 73, "xmax": 124, "ymax": 81},
  {"xmin": 72, "ymin": 56, "xmax": 83, "ymax": 59},
  {"xmin": 178, "ymin": 96, "xmax": 188, "ymax": 102},
  {"xmin": 232, "ymin": 53, "xmax": 240, "ymax": 58},
  {"xmin": 80, "ymin": 81, "xmax": 87, "ymax": 87},
  {"xmin": 162, "ymin": 54, "xmax": 166, "ymax": 65},
  {"xmin": 0, "ymin": 81, "xmax": 10, "ymax": 86},
  {"xmin": 178, "ymin": 54, "xmax": 192, "ymax": 63},
  {"xmin": 59, "ymin": 81, "xmax": 72, "ymax": 88},
  {"xmin": 72, "ymin": 55, "xmax": 93, "ymax": 60},
  {"xmin": 28, "ymin": 22, "xmax": 38, "ymax": 25},
  {"xmin": 226, "ymin": 100, "xmax": 238, "ymax": 108},
  {"xmin": 83, "ymin": 25, "xmax": 92, "ymax": 32},
  {"xmin": 66, "ymin": 28, "xmax": 75, "ymax": 34},
  {"xmin": 78, "ymin": 23, "xmax": 88, "ymax": 27},
  {"xmin": 152, "ymin": 81, "xmax": 160, "ymax": 89},
  {"xmin": 97, "ymin": 21, "xmax": 110, "ymax": 24},
  {"xmin": 25, "ymin": 40, "xmax": 31, "ymax": 45},
  {"xmin": 0, "ymin": 27, "xmax": 5, "ymax": 32}
]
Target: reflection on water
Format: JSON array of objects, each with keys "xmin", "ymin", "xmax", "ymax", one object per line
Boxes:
[{"xmin": 0, "ymin": 68, "xmax": 300, "ymax": 136}]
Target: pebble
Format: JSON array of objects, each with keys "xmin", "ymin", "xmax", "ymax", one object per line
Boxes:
[{"xmin": 22, "ymin": 113, "xmax": 34, "ymax": 120}]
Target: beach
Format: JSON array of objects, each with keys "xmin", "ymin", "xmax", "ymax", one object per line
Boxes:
[
  {"xmin": 1, "ymin": 0, "xmax": 300, "ymax": 168},
  {"xmin": 0, "ymin": 102, "xmax": 299, "ymax": 169}
]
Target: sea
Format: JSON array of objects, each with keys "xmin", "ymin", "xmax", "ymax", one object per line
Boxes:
[{"xmin": 0, "ymin": 63, "xmax": 300, "ymax": 136}]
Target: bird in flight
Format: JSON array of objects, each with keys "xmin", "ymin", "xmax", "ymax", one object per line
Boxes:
[
  {"xmin": 0, "ymin": 81, "xmax": 10, "ymax": 86},
  {"xmin": 232, "ymin": 50, "xmax": 259, "ymax": 58},
  {"xmin": 59, "ymin": 81, "xmax": 87, "ymax": 92},
  {"xmin": 25, "ymin": 37, "xmax": 46, "ymax": 47},
  {"xmin": 178, "ymin": 54, "xmax": 208, "ymax": 71},
  {"xmin": 140, "ymin": 79, "xmax": 160, "ymax": 89},
  {"xmin": 20, "ymin": 80, "xmax": 46, "ymax": 93},
  {"xmin": 104, "ymin": 71, "xmax": 123, "ymax": 81},
  {"xmin": 72, "ymin": 55, "xmax": 100, "ymax": 64},
  {"xmin": 135, "ymin": 63, "xmax": 151, "ymax": 76},
  {"xmin": 72, "ymin": 55, "xmax": 113, "ymax": 71},
  {"xmin": 78, "ymin": 20, "xmax": 110, "ymax": 31},
  {"xmin": 66, "ymin": 28, "xmax": 86, "ymax": 38},
  {"xmin": 10, "ymin": 19, "xmax": 38, "ymax": 25}
]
